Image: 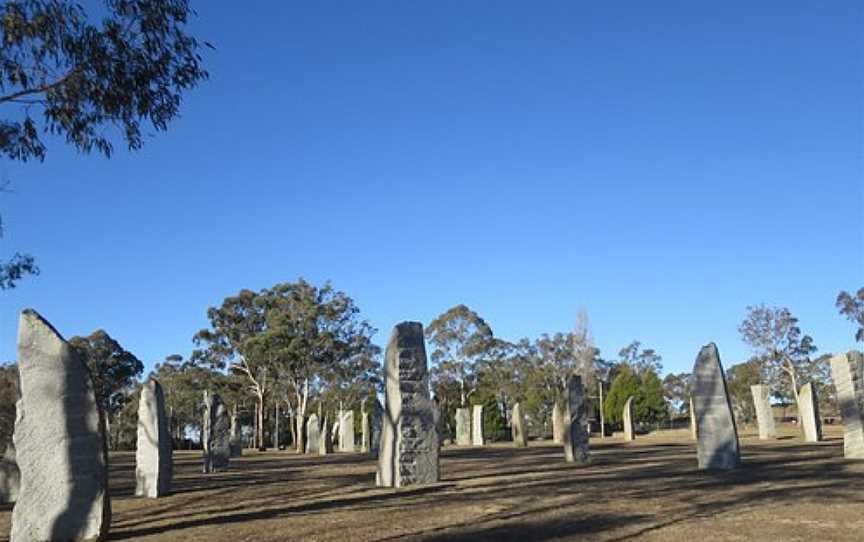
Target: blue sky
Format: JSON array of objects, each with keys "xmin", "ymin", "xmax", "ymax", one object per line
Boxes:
[{"xmin": 1, "ymin": 1, "xmax": 862, "ymax": 375}]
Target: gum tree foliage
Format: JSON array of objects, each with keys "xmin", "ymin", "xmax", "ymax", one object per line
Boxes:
[
  {"xmin": 617, "ymin": 340, "xmax": 663, "ymax": 376},
  {"xmin": 426, "ymin": 304, "xmax": 493, "ymax": 407},
  {"xmin": 662, "ymin": 372, "xmax": 691, "ymax": 416},
  {"xmin": 738, "ymin": 304, "xmax": 820, "ymax": 413},
  {"xmin": 0, "ymin": 363, "xmax": 18, "ymax": 449},
  {"xmin": 604, "ymin": 362, "xmax": 668, "ymax": 427},
  {"xmin": 0, "ymin": 0, "xmax": 209, "ymax": 289},
  {"xmin": 265, "ymin": 280, "xmax": 378, "ymax": 453},
  {"xmin": 474, "ymin": 338, "xmax": 535, "ymax": 431},
  {"xmin": 68, "ymin": 329, "xmax": 143, "ymax": 446},
  {"xmin": 725, "ymin": 358, "xmax": 762, "ymax": 426},
  {"xmin": 837, "ymin": 287, "xmax": 864, "ymax": 343}
]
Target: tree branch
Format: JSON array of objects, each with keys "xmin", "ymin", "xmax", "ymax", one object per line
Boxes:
[{"xmin": 0, "ymin": 70, "xmax": 78, "ymax": 105}]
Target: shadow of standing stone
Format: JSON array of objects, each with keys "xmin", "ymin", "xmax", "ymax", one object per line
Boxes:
[
  {"xmin": 376, "ymin": 322, "xmax": 439, "ymax": 488},
  {"xmin": 830, "ymin": 352, "xmax": 864, "ymax": 459},
  {"xmin": 202, "ymin": 391, "xmax": 230, "ymax": 473},
  {"xmin": 692, "ymin": 343, "xmax": 740, "ymax": 470},
  {"xmin": 135, "ymin": 378, "xmax": 172, "ymax": 497},
  {"xmin": 13, "ymin": 309, "xmax": 110, "ymax": 541},
  {"xmin": 563, "ymin": 375, "xmax": 589, "ymax": 464}
]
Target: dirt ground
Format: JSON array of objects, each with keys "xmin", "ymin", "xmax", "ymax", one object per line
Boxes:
[{"xmin": 1, "ymin": 424, "xmax": 862, "ymax": 541}]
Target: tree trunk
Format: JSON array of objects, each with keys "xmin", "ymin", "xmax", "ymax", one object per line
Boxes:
[
  {"xmin": 275, "ymin": 403, "xmax": 280, "ymax": 449},
  {"xmin": 256, "ymin": 394, "xmax": 265, "ymax": 449},
  {"xmin": 598, "ymin": 381, "xmax": 605, "ymax": 439}
]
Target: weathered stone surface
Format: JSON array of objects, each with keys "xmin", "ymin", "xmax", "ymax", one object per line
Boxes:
[
  {"xmin": 689, "ymin": 396, "xmax": 697, "ymax": 440},
  {"xmin": 622, "ymin": 396, "xmax": 635, "ymax": 442},
  {"xmin": 552, "ymin": 402, "xmax": 564, "ymax": 444},
  {"xmin": 339, "ymin": 410, "xmax": 355, "ymax": 452},
  {"xmin": 229, "ymin": 411, "xmax": 242, "ymax": 458},
  {"xmin": 830, "ymin": 352, "xmax": 864, "ymax": 459},
  {"xmin": 512, "ymin": 402, "xmax": 528, "ymax": 447},
  {"xmin": 798, "ymin": 382, "xmax": 822, "ymax": 443},
  {"xmin": 750, "ymin": 384, "xmax": 776, "ymax": 440},
  {"xmin": 135, "ymin": 378, "xmax": 172, "ymax": 498},
  {"xmin": 472, "ymin": 404, "xmax": 484, "ymax": 446},
  {"xmin": 331, "ymin": 418, "xmax": 340, "ymax": 447},
  {"xmin": 370, "ymin": 399, "xmax": 383, "ymax": 457},
  {"xmin": 322, "ymin": 416, "xmax": 334, "ymax": 455},
  {"xmin": 563, "ymin": 375, "xmax": 590, "ymax": 463},
  {"xmin": 12, "ymin": 309, "xmax": 111, "ymax": 542},
  {"xmin": 202, "ymin": 391, "xmax": 230, "ymax": 473},
  {"xmin": 306, "ymin": 414, "xmax": 321, "ymax": 454},
  {"xmin": 455, "ymin": 407, "xmax": 471, "ymax": 446},
  {"xmin": 376, "ymin": 322, "xmax": 439, "ymax": 488},
  {"xmin": 0, "ymin": 443, "xmax": 19, "ymax": 504},
  {"xmin": 692, "ymin": 343, "xmax": 740, "ymax": 470}
]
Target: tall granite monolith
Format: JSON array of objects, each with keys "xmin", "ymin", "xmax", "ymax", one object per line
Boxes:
[
  {"xmin": 12, "ymin": 309, "xmax": 111, "ymax": 542},
  {"xmin": 472, "ymin": 404, "xmax": 484, "ymax": 446},
  {"xmin": 750, "ymin": 384, "xmax": 776, "ymax": 440},
  {"xmin": 135, "ymin": 378, "xmax": 172, "ymax": 498},
  {"xmin": 692, "ymin": 343, "xmax": 740, "ymax": 470},
  {"xmin": 798, "ymin": 382, "xmax": 822, "ymax": 443},
  {"xmin": 339, "ymin": 410, "xmax": 355, "ymax": 452},
  {"xmin": 370, "ymin": 399, "xmax": 383, "ymax": 456},
  {"xmin": 321, "ymin": 416, "xmax": 333, "ymax": 455},
  {"xmin": 563, "ymin": 375, "xmax": 590, "ymax": 463},
  {"xmin": 202, "ymin": 391, "xmax": 230, "ymax": 473},
  {"xmin": 376, "ymin": 322, "xmax": 439, "ymax": 488},
  {"xmin": 455, "ymin": 407, "xmax": 471, "ymax": 446},
  {"xmin": 0, "ymin": 443, "xmax": 19, "ymax": 504},
  {"xmin": 512, "ymin": 402, "xmax": 528, "ymax": 447},
  {"xmin": 306, "ymin": 414, "xmax": 321, "ymax": 454},
  {"xmin": 552, "ymin": 402, "xmax": 564, "ymax": 444},
  {"xmin": 830, "ymin": 352, "xmax": 864, "ymax": 458},
  {"xmin": 622, "ymin": 396, "xmax": 635, "ymax": 442}
]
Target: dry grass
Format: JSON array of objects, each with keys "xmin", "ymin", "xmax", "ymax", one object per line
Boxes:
[{"xmin": 0, "ymin": 423, "xmax": 861, "ymax": 541}]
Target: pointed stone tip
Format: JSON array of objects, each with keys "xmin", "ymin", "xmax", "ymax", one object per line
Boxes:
[{"xmin": 19, "ymin": 308, "xmax": 65, "ymax": 342}]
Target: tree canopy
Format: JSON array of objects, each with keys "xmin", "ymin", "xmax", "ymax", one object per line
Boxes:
[{"xmin": 837, "ymin": 287, "xmax": 864, "ymax": 343}]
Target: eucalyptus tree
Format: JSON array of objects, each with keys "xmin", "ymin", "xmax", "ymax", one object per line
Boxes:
[
  {"xmin": 426, "ymin": 304, "xmax": 494, "ymax": 407},
  {"xmin": 0, "ymin": 0, "xmax": 210, "ymax": 289},
  {"xmin": 69, "ymin": 329, "xmax": 143, "ymax": 447},
  {"xmin": 837, "ymin": 288, "xmax": 864, "ymax": 343},
  {"xmin": 617, "ymin": 340, "xmax": 663, "ymax": 376},
  {"xmin": 193, "ymin": 289, "xmax": 273, "ymax": 448},
  {"xmin": 738, "ymin": 304, "xmax": 820, "ymax": 414},
  {"xmin": 263, "ymin": 280, "xmax": 377, "ymax": 453},
  {"xmin": 662, "ymin": 372, "xmax": 692, "ymax": 416}
]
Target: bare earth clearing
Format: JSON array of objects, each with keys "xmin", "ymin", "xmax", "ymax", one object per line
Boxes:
[{"xmin": 1, "ymin": 425, "xmax": 861, "ymax": 541}]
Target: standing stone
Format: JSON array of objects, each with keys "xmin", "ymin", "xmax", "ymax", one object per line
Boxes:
[
  {"xmin": 0, "ymin": 443, "xmax": 20, "ymax": 504},
  {"xmin": 692, "ymin": 343, "xmax": 740, "ymax": 470},
  {"xmin": 622, "ymin": 396, "xmax": 635, "ymax": 442},
  {"xmin": 472, "ymin": 404, "xmax": 485, "ymax": 446},
  {"xmin": 135, "ymin": 378, "xmax": 172, "ymax": 498},
  {"xmin": 750, "ymin": 384, "xmax": 776, "ymax": 440},
  {"xmin": 306, "ymin": 414, "xmax": 321, "ymax": 454},
  {"xmin": 798, "ymin": 382, "xmax": 822, "ymax": 443},
  {"xmin": 552, "ymin": 402, "xmax": 564, "ymax": 444},
  {"xmin": 321, "ymin": 417, "xmax": 333, "ymax": 455},
  {"xmin": 512, "ymin": 402, "xmax": 528, "ymax": 447},
  {"xmin": 689, "ymin": 396, "xmax": 697, "ymax": 440},
  {"xmin": 563, "ymin": 375, "xmax": 589, "ymax": 463},
  {"xmin": 376, "ymin": 322, "xmax": 439, "ymax": 488},
  {"xmin": 339, "ymin": 410, "xmax": 355, "ymax": 452},
  {"xmin": 229, "ymin": 411, "xmax": 242, "ymax": 458},
  {"xmin": 455, "ymin": 407, "xmax": 471, "ymax": 446},
  {"xmin": 12, "ymin": 309, "xmax": 110, "ymax": 542},
  {"xmin": 830, "ymin": 352, "xmax": 864, "ymax": 458},
  {"xmin": 202, "ymin": 391, "xmax": 230, "ymax": 473},
  {"xmin": 370, "ymin": 399, "xmax": 383, "ymax": 457}
]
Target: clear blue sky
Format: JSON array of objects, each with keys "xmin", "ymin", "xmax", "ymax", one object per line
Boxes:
[{"xmin": 1, "ymin": 1, "xmax": 862, "ymax": 376}]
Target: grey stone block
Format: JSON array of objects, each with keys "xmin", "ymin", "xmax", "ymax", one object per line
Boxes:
[
  {"xmin": 135, "ymin": 378, "xmax": 172, "ymax": 497},
  {"xmin": 830, "ymin": 352, "xmax": 864, "ymax": 458},
  {"xmin": 563, "ymin": 375, "xmax": 589, "ymax": 464},
  {"xmin": 693, "ymin": 343, "xmax": 740, "ymax": 470},
  {"xmin": 202, "ymin": 391, "xmax": 230, "ymax": 473}
]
